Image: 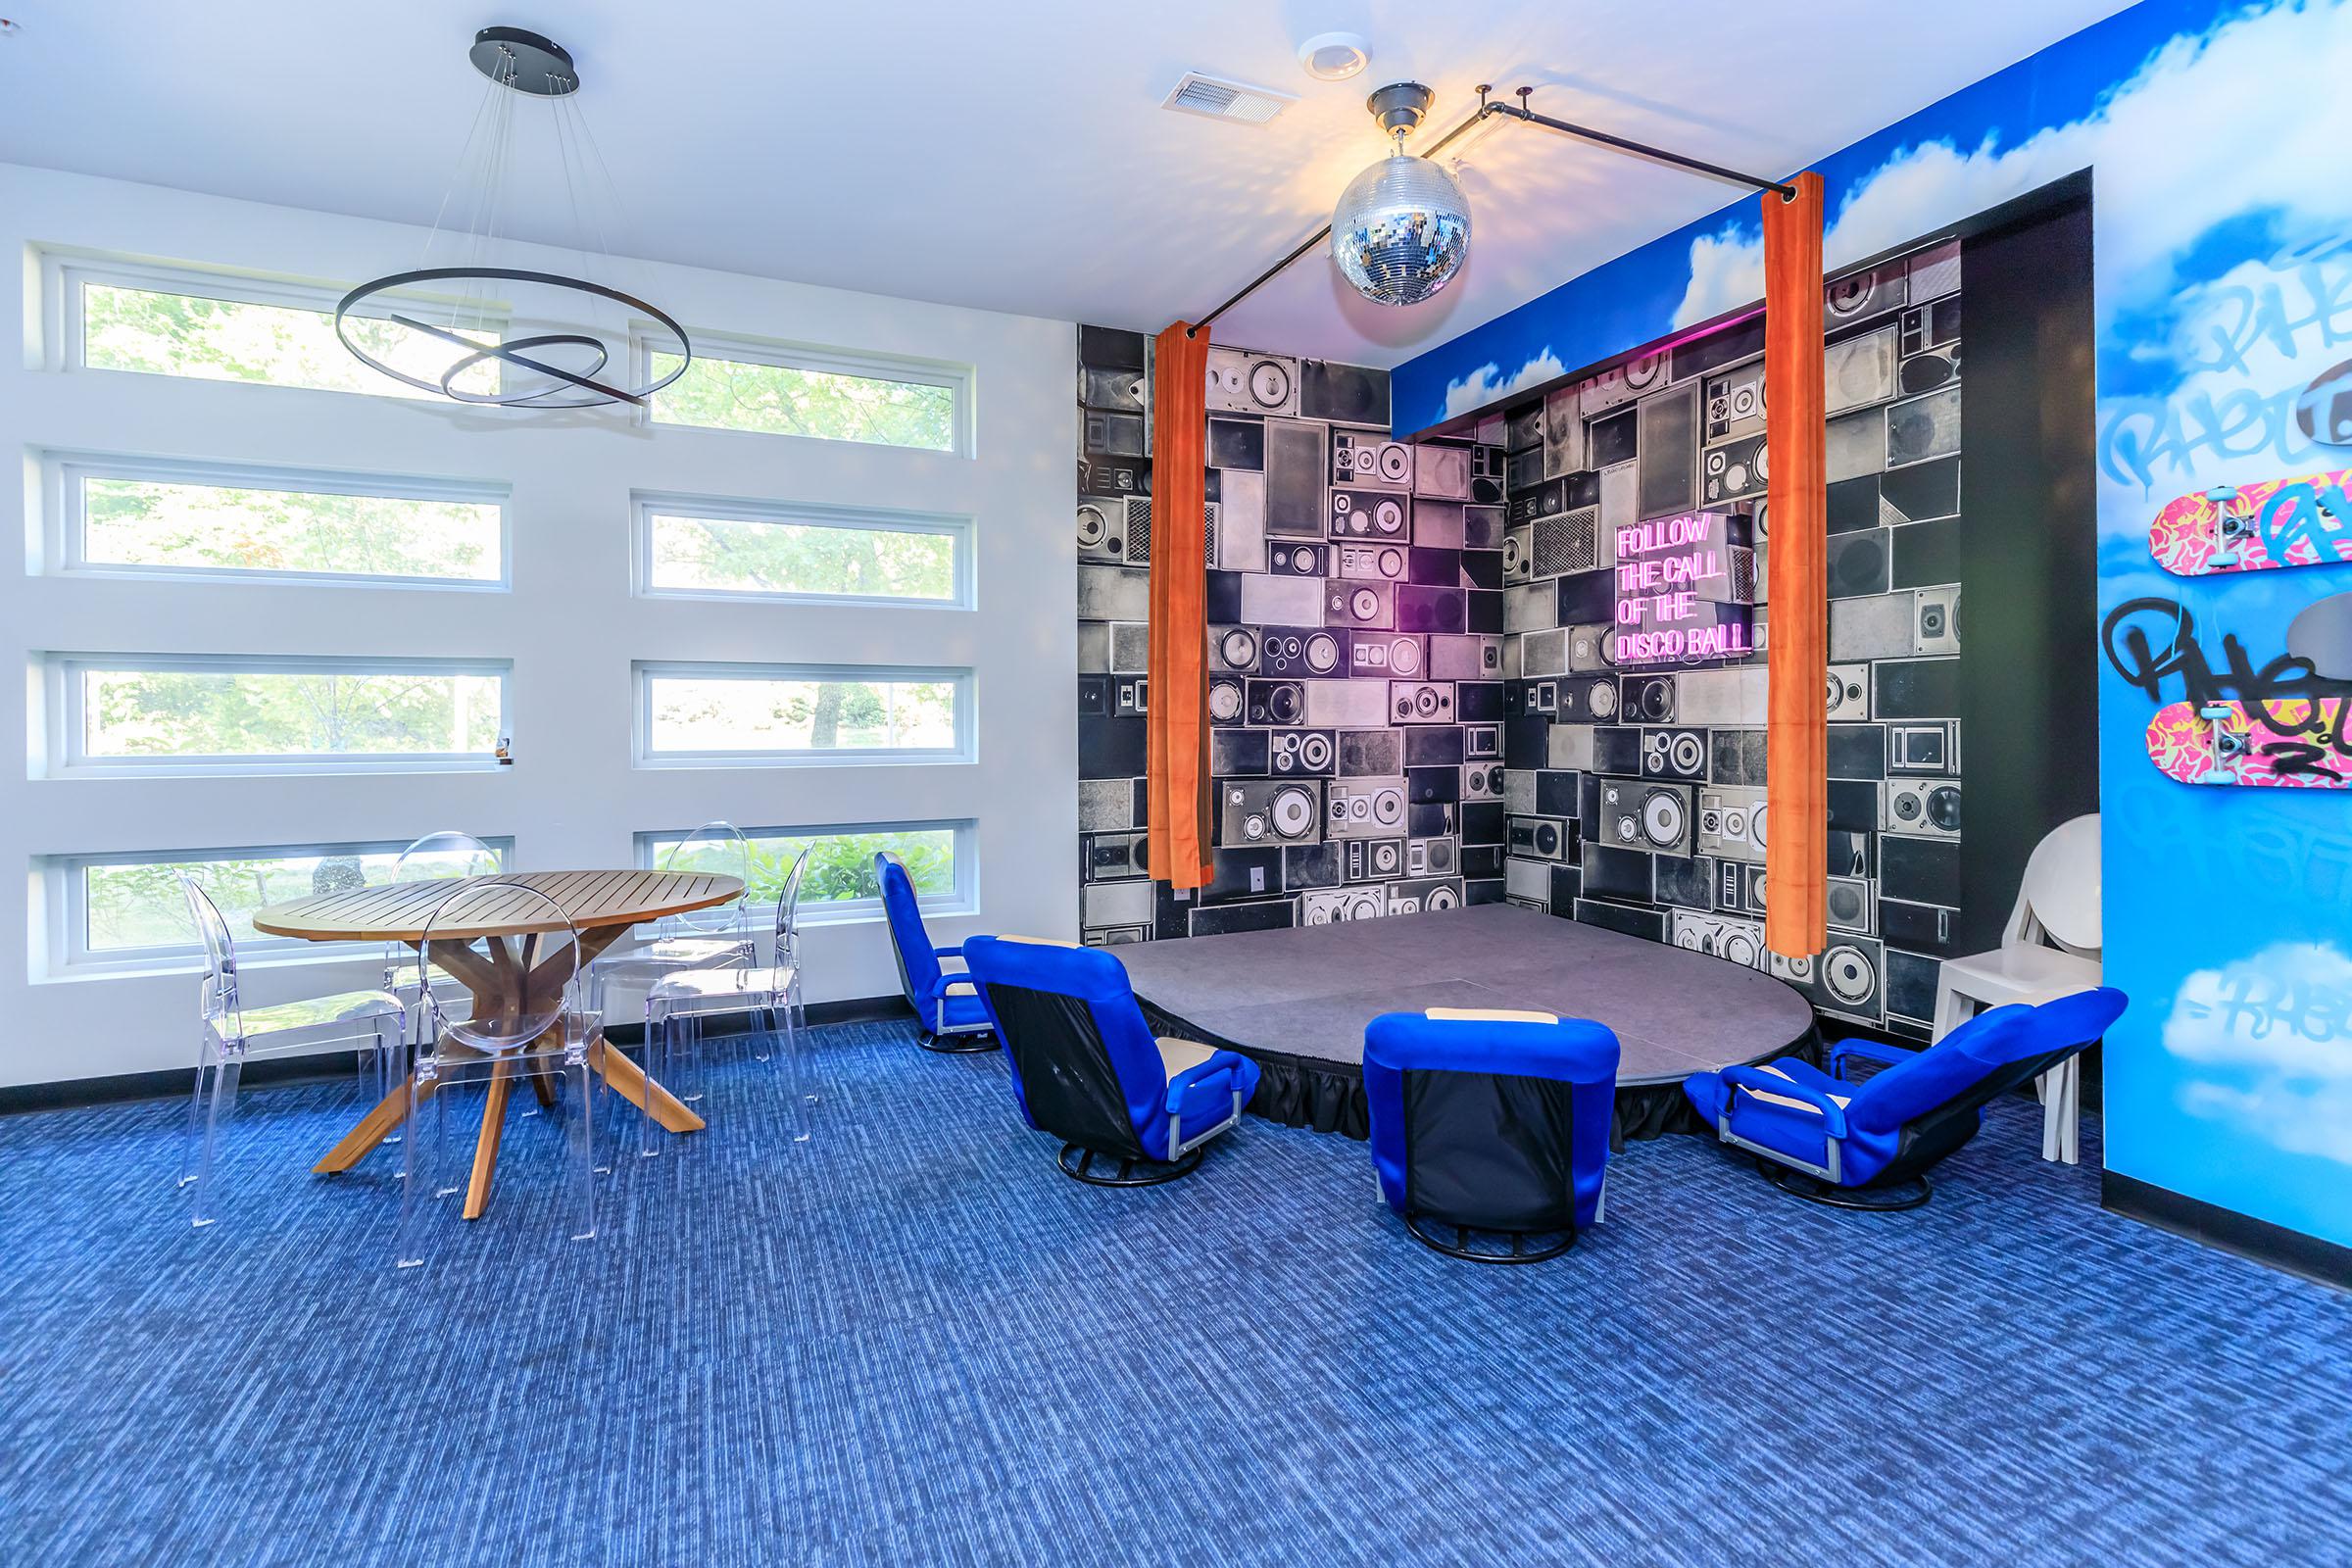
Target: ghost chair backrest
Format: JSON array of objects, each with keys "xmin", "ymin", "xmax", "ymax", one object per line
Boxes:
[{"xmin": 416, "ymin": 881, "xmax": 583, "ymax": 1058}]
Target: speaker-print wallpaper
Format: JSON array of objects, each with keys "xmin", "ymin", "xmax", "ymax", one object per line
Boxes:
[
  {"xmin": 1499, "ymin": 240, "xmax": 1965, "ymax": 1039},
  {"xmin": 1075, "ymin": 327, "xmax": 1511, "ymax": 944}
]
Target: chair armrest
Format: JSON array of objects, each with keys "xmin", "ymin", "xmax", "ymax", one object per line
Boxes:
[
  {"xmin": 934, "ymin": 944, "xmax": 968, "ymax": 963},
  {"xmin": 1720, "ymin": 1065, "xmax": 1848, "ymax": 1137},
  {"xmin": 924, "ymin": 973, "xmax": 978, "ymax": 1000},
  {"xmin": 1827, "ymin": 1036, "xmax": 1916, "ymax": 1080},
  {"xmin": 1163, "ymin": 1056, "xmax": 1240, "ymax": 1114}
]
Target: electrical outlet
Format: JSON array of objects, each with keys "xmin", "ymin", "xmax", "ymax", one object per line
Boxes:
[{"xmin": 1250, "ymin": 866, "xmax": 1266, "ymax": 893}]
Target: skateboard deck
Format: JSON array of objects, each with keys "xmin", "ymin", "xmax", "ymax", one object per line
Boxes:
[
  {"xmin": 2145, "ymin": 698, "xmax": 2351, "ymax": 788},
  {"xmin": 2147, "ymin": 471, "xmax": 2352, "ymax": 575}
]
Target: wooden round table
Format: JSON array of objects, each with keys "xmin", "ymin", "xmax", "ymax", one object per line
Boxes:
[{"xmin": 254, "ymin": 868, "xmax": 745, "ymax": 1218}]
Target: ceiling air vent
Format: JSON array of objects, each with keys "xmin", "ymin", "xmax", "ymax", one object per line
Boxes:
[{"xmin": 1162, "ymin": 72, "xmax": 1297, "ymax": 126}]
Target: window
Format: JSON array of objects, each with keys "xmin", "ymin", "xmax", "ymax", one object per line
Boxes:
[
  {"xmin": 637, "ymin": 662, "xmax": 971, "ymax": 765},
  {"xmin": 68, "ymin": 263, "xmax": 499, "ymax": 400},
  {"xmin": 643, "ymin": 335, "xmax": 966, "ymax": 454},
  {"xmin": 50, "ymin": 839, "xmax": 512, "ymax": 973},
  {"xmin": 55, "ymin": 456, "xmax": 506, "ymax": 587},
  {"xmin": 639, "ymin": 822, "xmax": 970, "ymax": 921},
  {"xmin": 636, "ymin": 493, "xmax": 968, "ymax": 607},
  {"xmin": 48, "ymin": 656, "xmax": 509, "ymax": 775}
]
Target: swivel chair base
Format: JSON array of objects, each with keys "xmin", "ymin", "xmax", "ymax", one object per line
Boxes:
[
  {"xmin": 1761, "ymin": 1160, "xmax": 1934, "ymax": 1211},
  {"xmin": 917, "ymin": 1029, "xmax": 999, "ymax": 1054},
  {"xmin": 1057, "ymin": 1142, "xmax": 1202, "ymax": 1186},
  {"xmin": 1402, "ymin": 1213, "xmax": 1578, "ymax": 1264}
]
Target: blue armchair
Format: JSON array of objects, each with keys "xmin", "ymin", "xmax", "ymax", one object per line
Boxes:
[
  {"xmin": 960, "ymin": 935, "xmax": 1261, "ymax": 1185},
  {"xmin": 1684, "ymin": 986, "xmax": 2129, "ymax": 1209},
  {"xmin": 1363, "ymin": 1008, "xmax": 1622, "ymax": 1263},
  {"xmin": 875, "ymin": 851, "xmax": 997, "ymax": 1053}
]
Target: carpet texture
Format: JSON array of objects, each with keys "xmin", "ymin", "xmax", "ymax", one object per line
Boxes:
[{"xmin": 0, "ymin": 1019, "xmax": 2345, "ymax": 1567}]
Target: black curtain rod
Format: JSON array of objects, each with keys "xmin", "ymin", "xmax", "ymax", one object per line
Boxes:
[{"xmin": 1187, "ymin": 85, "xmax": 1796, "ymax": 339}]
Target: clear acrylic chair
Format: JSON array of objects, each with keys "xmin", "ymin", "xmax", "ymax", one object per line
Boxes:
[
  {"xmin": 381, "ymin": 830, "xmax": 504, "ymax": 1047},
  {"xmin": 397, "ymin": 880, "xmax": 599, "ymax": 1268},
  {"xmin": 643, "ymin": 847, "xmax": 813, "ymax": 1150},
  {"xmin": 585, "ymin": 820, "xmax": 756, "ymax": 1021},
  {"xmin": 177, "ymin": 875, "xmax": 406, "ymax": 1228}
]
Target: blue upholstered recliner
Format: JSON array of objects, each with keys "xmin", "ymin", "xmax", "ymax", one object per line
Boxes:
[
  {"xmin": 875, "ymin": 851, "xmax": 997, "ymax": 1054},
  {"xmin": 1363, "ymin": 1008, "xmax": 1622, "ymax": 1263},
  {"xmin": 960, "ymin": 935, "xmax": 1261, "ymax": 1185},
  {"xmin": 1683, "ymin": 986, "xmax": 2129, "ymax": 1209}
]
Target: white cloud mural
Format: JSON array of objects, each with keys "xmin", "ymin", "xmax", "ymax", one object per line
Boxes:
[
  {"xmin": 1442, "ymin": 350, "xmax": 1566, "ymax": 420},
  {"xmin": 2164, "ymin": 941, "xmax": 2352, "ymax": 1165}
]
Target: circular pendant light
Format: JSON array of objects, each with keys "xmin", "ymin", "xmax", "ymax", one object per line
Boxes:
[
  {"xmin": 1331, "ymin": 82, "xmax": 1471, "ymax": 308},
  {"xmin": 335, "ymin": 26, "xmax": 690, "ymax": 410}
]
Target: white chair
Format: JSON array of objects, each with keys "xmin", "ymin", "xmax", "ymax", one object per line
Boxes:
[{"xmin": 1931, "ymin": 813, "xmax": 2102, "ymax": 1164}]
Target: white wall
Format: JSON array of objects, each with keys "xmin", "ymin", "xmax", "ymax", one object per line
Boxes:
[{"xmin": 0, "ymin": 162, "xmax": 1078, "ymax": 1087}]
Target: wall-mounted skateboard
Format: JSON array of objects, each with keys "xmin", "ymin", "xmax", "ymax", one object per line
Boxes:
[
  {"xmin": 2148, "ymin": 472, "xmax": 2352, "ymax": 575},
  {"xmin": 2145, "ymin": 698, "xmax": 2350, "ymax": 787}
]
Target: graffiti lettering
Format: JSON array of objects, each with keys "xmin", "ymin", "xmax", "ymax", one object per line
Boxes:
[
  {"xmin": 2176, "ymin": 967, "xmax": 2352, "ymax": 1047},
  {"xmin": 2185, "ymin": 258, "xmax": 2352, "ymax": 380},
  {"xmin": 2258, "ymin": 480, "xmax": 2352, "ymax": 563},
  {"xmin": 2100, "ymin": 596, "xmax": 2331, "ymax": 708}
]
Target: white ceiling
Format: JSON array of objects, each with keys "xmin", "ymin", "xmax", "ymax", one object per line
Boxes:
[{"xmin": 0, "ymin": 0, "xmax": 2135, "ymax": 368}]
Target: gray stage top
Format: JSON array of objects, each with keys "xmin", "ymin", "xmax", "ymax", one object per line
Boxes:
[{"xmin": 1117, "ymin": 903, "xmax": 1814, "ymax": 1086}]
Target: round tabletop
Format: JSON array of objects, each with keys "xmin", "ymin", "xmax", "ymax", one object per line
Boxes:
[{"xmin": 252, "ymin": 868, "xmax": 746, "ymax": 944}]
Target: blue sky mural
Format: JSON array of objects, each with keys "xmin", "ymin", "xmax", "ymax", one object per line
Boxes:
[{"xmin": 1397, "ymin": 0, "xmax": 2352, "ymax": 1250}]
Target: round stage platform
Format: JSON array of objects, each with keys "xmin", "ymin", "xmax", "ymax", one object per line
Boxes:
[{"xmin": 1117, "ymin": 903, "xmax": 1820, "ymax": 1140}]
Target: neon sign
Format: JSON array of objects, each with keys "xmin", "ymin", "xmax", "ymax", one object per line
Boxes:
[{"xmin": 1613, "ymin": 510, "xmax": 1756, "ymax": 666}]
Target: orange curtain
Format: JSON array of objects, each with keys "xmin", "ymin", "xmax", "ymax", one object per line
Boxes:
[
  {"xmin": 1763, "ymin": 172, "xmax": 1827, "ymax": 959},
  {"xmin": 1147, "ymin": 323, "xmax": 1214, "ymax": 889}
]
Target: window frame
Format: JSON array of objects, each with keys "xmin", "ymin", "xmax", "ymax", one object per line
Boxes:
[
  {"xmin": 631, "ymin": 327, "xmax": 974, "ymax": 457},
  {"xmin": 44, "ymin": 652, "xmax": 514, "ymax": 779},
  {"xmin": 41, "ymin": 450, "xmax": 513, "ymax": 592},
  {"xmin": 632, "ymin": 490, "xmax": 974, "ymax": 611},
  {"xmin": 52, "ymin": 254, "xmax": 517, "ymax": 399},
  {"xmin": 634, "ymin": 818, "xmax": 976, "ymax": 926},
  {"xmin": 43, "ymin": 837, "xmax": 516, "ymax": 977},
  {"xmin": 633, "ymin": 660, "xmax": 976, "ymax": 769}
]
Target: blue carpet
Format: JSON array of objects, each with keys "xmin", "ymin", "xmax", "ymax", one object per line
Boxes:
[{"xmin": 0, "ymin": 1019, "xmax": 2345, "ymax": 1567}]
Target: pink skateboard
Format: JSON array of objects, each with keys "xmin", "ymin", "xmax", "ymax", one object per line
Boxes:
[
  {"xmin": 2147, "ymin": 471, "xmax": 2352, "ymax": 575},
  {"xmin": 2144, "ymin": 699, "xmax": 2350, "ymax": 788}
]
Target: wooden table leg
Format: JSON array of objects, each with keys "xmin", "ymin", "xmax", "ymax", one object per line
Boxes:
[
  {"xmin": 591, "ymin": 1036, "xmax": 706, "ymax": 1134},
  {"xmin": 315, "ymin": 1072, "xmax": 447, "ymax": 1174},
  {"xmin": 527, "ymin": 1063, "xmax": 558, "ymax": 1109},
  {"xmin": 465, "ymin": 1062, "xmax": 516, "ymax": 1220}
]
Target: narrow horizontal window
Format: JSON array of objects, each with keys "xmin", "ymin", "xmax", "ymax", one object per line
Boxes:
[
  {"xmin": 51, "ymin": 838, "xmax": 512, "ymax": 972},
  {"xmin": 637, "ymin": 662, "xmax": 971, "ymax": 765},
  {"xmin": 637, "ymin": 821, "xmax": 969, "ymax": 920},
  {"xmin": 638, "ymin": 494, "xmax": 967, "ymax": 606},
  {"xmin": 644, "ymin": 337, "xmax": 966, "ymax": 453},
  {"xmin": 73, "ymin": 270, "xmax": 499, "ymax": 400},
  {"xmin": 49, "ymin": 656, "xmax": 509, "ymax": 775},
  {"xmin": 60, "ymin": 458, "xmax": 506, "ymax": 586}
]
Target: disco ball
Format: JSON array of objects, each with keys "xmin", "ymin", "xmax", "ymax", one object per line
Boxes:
[{"xmin": 1331, "ymin": 153, "xmax": 1471, "ymax": 307}]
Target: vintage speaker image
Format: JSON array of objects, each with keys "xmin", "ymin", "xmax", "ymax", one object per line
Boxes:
[
  {"xmin": 1082, "ymin": 831, "xmax": 1149, "ymax": 883},
  {"xmin": 1330, "ymin": 487, "xmax": 1409, "ymax": 539},
  {"xmin": 1350, "ymin": 633, "xmax": 1424, "ymax": 677},
  {"xmin": 1825, "ymin": 662, "xmax": 1870, "ymax": 719},
  {"xmin": 1882, "ymin": 778, "xmax": 1962, "ymax": 837},
  {"xmin": 1390, "ymin": 681, "xmax": 1455, "ymax": 723},
  {"xmin": 1886, "ymin": 385, "xmax": 1962, "ymax": 468},
  {"xmin": 1332, "ymin": 430, "xmax": 1414, "ymax": 491},
  {"xmin": 1210, "ymin": 625, "xmax": 1261, "ymax": 674},
  {"xmin": 1826, "ymin": 875, "xmax": 1877, "ymax": 935},
  {"xmin": 1916, "ymin": 584, "xmax": 1960, "ymax": 654},
  {"xmin": 1113, "ymin": 676, "xmax": 1148, "ymax": 717},
  {"xmin": 1414, "ymin": 444, "xmax": 1471, "ymax": 500},
  {"xmin": 1826, "ymin": 264, "xmax": 1905, "ymax": 322},
  {"xmin": 1717, "ymin": 859, "xmax": 1768, "ymax": 918},
  {"xmin": 1507, "ymin": 814, "xmax": 1573, "ymax": 861},
  {"xmin": 1270, "ymin": 729, "xmax": 1337, "ymax": 776},
  {"xmin": 1245, "ymin": 679, "xmax": 1306, "ymax": 726},
  {"xmin": 1640, "ymin": 727, "xmax": 1707, "ymax": 781},
  {"xmin": 1327, "ymin": 778, "xmax": 1409, "ymax": 839},
  {"xmin": 1899, "ymin": 343, "xmax": 1962, "ymax": 396},
  {"xmin": 1567, "ymin": 623, "xmax": 1616, "ymax": 673},
  {"xmin": 1531, "ymin": 506, "xmax": 1601, "ymax": 577},
  {"xmin": 1267, "ymin": 541, "xmax": 1329, "ymax": 577},
  {"xmin": 1405, "ymin": 838, "xmax": 1459, "ymax": 878},
  {"xmin": 1825, "ymin": 324, "xmax": 1899, "ymax": 416},
  {"xmin": 1697, "ymin": 786, "xmax": 1766, "ymax": 860},
  {"xmin": 1300, "ymin": 886, "xmax": 1392, "ymax": 925},
  {"xmin": 1208, "ymin": 675, "xmax": 1245, "ymax": 726},
  {"xmin": 1557, "ymin": 674, "xmax": 1619, "ymax": 723},
  {"xmin": 1337, "ymin": 728, "xmax": 1403, "ymax": 776},
  {"xmin": 1638, "ymin": 383, "xmax": 1699, "ymax": 518},
  {"xmin": 1702, "ymin": 431, "xmax": 1770, "ymax": 505},
  {"xmin": 1338, "ymin": 542, "xmax": 1408, "ymax": 581},
  {"xmin": 1205, "ymin": 347, "xmax": 1299, "ymax": 416},
  {"xmin": 1428, "ymin": 633, "xmax": 1500, "ymax": 681},
  {"xmin": 1502, "ymin": 527, "xmax": 1533, "ymax": 583},
  {"xmin": 1461, "ymin": 761, "xmax": 1506, "ymax": 801},
  {"xmin": 1259, "ymin": 627, "xmax": 1346, "ymax": 678},
  {"xmin": 1327, "ymin": 580, "xmax": 1393, "ymax": 629},
  {"xmin": 1625, "ymin": 674, "xmax": 1676, "ymax": 724},
  {"xmin": 1599, "ymin": 780, "xmax": 1692, "ymax": 856},
  {"xmin": 1263, "ymin": 416, "xmax": 1330, "ymax": 538},
  {"xmin": 1703, "ymin": 360, "xmax": 1766, "ymax": 445},
  {"xmin": 1886, "ymin": 721, "xmax": 1959, "ymax": 776},
  {"xmin": 1819, "ymin": 938, "xmax": 1885, "ymax": 1016},
  {"xmin": 1222, "ymin": 780, "xmax": 1323, "ymax": 846}
]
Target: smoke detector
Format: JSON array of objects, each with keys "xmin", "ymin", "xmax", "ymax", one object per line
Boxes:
[
  {"xmin": 1162, "ymin": 71, "xmax": 1298, "ymax": 126},
  {"xmin": 1298, "ymin": 31, "xmax": 1371, "ymax": 81}
]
